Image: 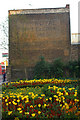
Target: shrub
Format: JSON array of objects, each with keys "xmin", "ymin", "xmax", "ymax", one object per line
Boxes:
[
  {"xmin": 33, "ymin": 56, "xmax": 50, "ymax": 79},
  {"xmin": 66, "ymin": 60, "xmax": 79, "ymax": 78},
  {"xmin": 50, "ymin": 58, "xmax": 64, "ymax": 78}
]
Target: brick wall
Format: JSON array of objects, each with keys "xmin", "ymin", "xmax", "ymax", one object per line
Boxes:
[
  {"xmin": 8, "ymin": 7, "xmax": 71, "ymax": 80},
  {"xmin": 71, "ymin": 44, "xmax": 80, "ymax": 61}
]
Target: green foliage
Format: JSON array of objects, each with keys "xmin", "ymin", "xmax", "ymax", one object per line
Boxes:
[
  {"xmin": 66, "ymin": 60, "xmax": 79, "ymax": 78},
  {"xmin": 33, "ymin": 56, "xmax": 80, "ymax": 79},
  {"xmin": 33, "ymin": 56, "xmax": 50, "ymax": 79},
  {"xmin": 50, "ymin": 58, "xmax": 64, "ymax": 78}
]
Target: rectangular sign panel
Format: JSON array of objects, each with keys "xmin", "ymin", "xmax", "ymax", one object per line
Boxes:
[{"xmin": 2, "ymin": 53, "xmax": 8, "ymax": 57}]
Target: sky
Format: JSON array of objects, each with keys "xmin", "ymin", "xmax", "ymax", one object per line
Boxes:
[{"xmin": 0, "ymin": 0, "xmax": 79, "ymax": 62}]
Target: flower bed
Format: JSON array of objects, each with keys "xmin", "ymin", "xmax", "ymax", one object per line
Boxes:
[{"xmin": 2, "ymin": 78, "xmax": 80, "ymax": 119}]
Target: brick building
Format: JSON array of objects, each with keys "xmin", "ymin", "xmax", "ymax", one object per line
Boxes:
[{"xmin": 7, "ymin": 5, "xmax": 79, "ymax": 81}]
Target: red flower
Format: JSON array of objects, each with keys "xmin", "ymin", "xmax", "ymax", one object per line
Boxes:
[{"xmin": 34, "ymin": 109, "xmax": 38, "ymax": 113}]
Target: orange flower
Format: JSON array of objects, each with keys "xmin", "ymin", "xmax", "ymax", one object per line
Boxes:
[
  {"xmin": 68, "ymin": 106, "xmax": 77, "ymax": 113},
  {"xmin": 66, "ymin": 111, "xmax": 68, "ymax": 114},
  {"xmin": 75, "ymin": 111, "xmax": 80, "ymax": 116},
  {"xmin": 18, "ymin": 103, "xmax": 23, "ymax": 109}
]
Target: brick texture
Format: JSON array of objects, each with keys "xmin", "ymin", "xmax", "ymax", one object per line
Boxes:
[{"xmin": 8, "ymin": 7, "xmax": 71, "ymax": 80}]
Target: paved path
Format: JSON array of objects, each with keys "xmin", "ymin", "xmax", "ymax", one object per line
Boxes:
[{"xmin": 0, "ymin": 75, "xmax": 8, "ymax": 85}]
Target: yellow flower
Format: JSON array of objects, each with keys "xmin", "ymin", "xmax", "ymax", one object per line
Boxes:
[
  {"xmin": 74, "ymin": 94, "xmax": 77, "ymax": 96},
  {"xmin": 62, "ymin": 96, "xmax": 65, "ymax": 100},
  {"xmin": 28, "ymin": 92, "xmax": 32, "ymax": 95},
  {"xmin": 44, "ymin": 104, "xmax": 47, "ymax": 107},
  {"xmin": 68, "ymin": 88, "xmax": 72, "ymax": 91},
  {"xmin": 61, "ymin": 93, "xmax": 63, "ymax": 95},
  {"xmin": 56, "ymin": 98, "xmax": 59, "ymax": 101},
  {"xmin": 63, "ymin": 100, "xmax": 65, "ymax": 103},
  {"xmin": 22, "ymin": 97, "xmax": 24, "ymax": 100},
  {"xmin": 74, "ymin": 99, "xmax": 79, "ymax": 102},
  {"xmin": 35, "ymin": 94, "xmax": 38, "ymax": 97},
  {"xmin": 49, "ymin": 97, "xmax": 52, "ymax": 100},
  {"xmin": 38, "ymin": 104, "xmax": 41, "ymax": 107},
  {"xmin": 6, "ymin": 103, "xmax": 8, "ymax": 106},
  {"xmin": 9, "ymin": 102, "xmax": 11, "ymax": 104},
  {"xmin": 41, "ymin": 94, "xmax": 45, "ymax": 97},
  {"xmin": 3, "ymin": 97, "xmax": 5, "ymax": 99},
  {"xmin": 65, "ymin": 92, "xmax": 68, "ymax": 95},
  {"xmin": 75, "ymin": 90, "xmax": 77, "ymax": 91},
  {"xmin": 25, "ymin": 99, "xmax": 29, "ymax": 103},
  {"xmin": 8, "ymin": 111, "xmax": 12, "ymax": 115},
  {"xmin": 13, "ymin": 96, "xmax": 16, "ymax": 98},
  {"xmin": 59, "ymin": 100, "xmax": 61, "ymax": 102},
  {"xmin": 66, "ymin": 105, "xmax": 69, "ymax": 109},
  {"xmin": 19, "ymin": 111, "xmax": 22, "ymax": 113},
  {"xmin": 53, "ymin": 86, "xmax": 57, "ymax": 90},
  {"xmin": 12, "ymin": 101, "xmax": 17, "ymax": 105},
  {"xmin": 3, "ymin": 92, "xmax": 5, "ymax": 94},
  {"xmin": 5, "ymin": 99, "xmax": 7, "ymax": 102},
  {"xmin": 14, "ymin": 117, "xmax": 19, "ymax": 120},
  {"xmin": 38, "ymin": 111, "xmax": 41, "ymax": 114},
  {"xmin": 53, "ymin": 95, "xmax": 58, "ymax": 98},
  {"xmin": 31, "ymin": 113, "xmax": 35, "ymax": 117},
  {"xmin": 25, "ymin": 112, "xmax": 29, "ymax": 115},
  {"xmin": 17, "ymin": 108, "xmax": 22, "ymax": 111},
  {"xmin": 38, "ymin": 97, "xmax": 42, "ymax": 99},
  {"xmin": 48, "ymin": 86, "xmax": 51, "ymax": 89},
  {"xmin": 58, "ymin": 92, "xmax": 62, "ymax": 96},
  {"xmin": 30, "ymin": 105, "xmax": 33, "ymax": 108},
  {"xmin": 60, "ymin": 104, "xmax": 62, "ymax": 107},
  {"xmin": 46, "ymin": 98, "xmax": 48, "ymax": 101},
  {"xmin": 17, "ymin": 99, "xmax": 20, "ymax": 102},
  {"xmin": 61, "ymin": 105, "xmax": 65, "ymax": 110},
  {"xmin": 13, "ymin": 99, "xmax": 16, "ymax": 101},
  {"xmin": 63, "ymin": 88, "xmax": 65, "ymax": 90}
]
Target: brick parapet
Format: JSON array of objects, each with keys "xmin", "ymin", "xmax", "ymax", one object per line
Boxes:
[
  {"xmin": 9, "ymin": 7, "xmax": 69, "ymax": 16},
  {"xmin": 71, "ymin": 44, "xmax": 80, "ymax": 61}
]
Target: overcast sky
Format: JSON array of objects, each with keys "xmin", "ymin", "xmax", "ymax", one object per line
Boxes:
[{"xmin": 0, "ymin": 0, "xmax": 79, "ymax": 62}]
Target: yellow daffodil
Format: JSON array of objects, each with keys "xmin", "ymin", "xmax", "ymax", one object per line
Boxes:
[
  {"xmin": 19, "ymin": 111, "xmax": 22, "ymax": 113},
  {"xmin": 17, "ymin": 108, "xmax": 22, "ymax": 111},
  {"xmin": 25, "ymin": 112, "xmax": 29, "ymax": 115},
  {"xmin": 14, "ymin": 117, "xmax": 19, "ymax": 120},
  {"xmin": 41, "ymin": 94, "xmax": 45, "ymax": 97},
  {"xmin": 17, "ymin": 99, "xmax": 20, "ymax": 102},
  {"xmin": 9, "ymin": 102, "xmax": 11, "ymax": 104},
  {"xmin": 2, "ymin": 97, "xmax": 5, "ymax": 99},
  {"xmin": 74, "ymin": 99, "xmax": 79, "ymax": 102},
  {"xmin": 60, "ymin": 104, "xmax": 62, "ymax": 107},
  {"xmin": 68, "ymin": 88, "xmax": 72, "ymax": 91},
  {"xmin": 44, "ymin": 104, "xmax": 47, "ymax": 107},
  {"xmin": 63, "ymin": 88, "xmax": 65, "ymax": 90},
  {"xmin": 8, "ymin": 111, "xmax": 12, "ymax": 115},
  {"xmin": 48, "ymin": 86, "xmax": 51, "ymax": 89},
  {"xmin": 30, "ymin": 105, "xmax": 33, "ymax": 108},
  {"xmin": 38, "ymin": 104, "xmax": 41, "ymax": 107},
  {"xmin": 38, "ymin": 111, "xmax": 41, "ymax": 114},
  {"xmin": 53, "ymin": 95, "xmax": 58, "ymax": 98},
  {"xmin": 56, "ymin": 98, "xmax": 59, "ymax": 101},
  {"xmin": 31, "ymin": 113, "xmax": 35, "ymax": 117},
  {"xmin": 5, "ymin": 99, "xmax": 7, "ymax": 102},
  {"xmin": 25, "ymin": 99, "xmax": 29, "ymax": 103},
  {"xmin": 49, "ymin": 97, "xmax": 52, "ymax": 100},
  {"xmin": 65, "ymin": 92, "xmax": 68, "ymax": 95},
  {"xmin": 6, "ymin": 103, "xmax": 8, "ymax": 106},
  {"xmin": 46, "ymin": 98, "xmax": 48, "ymax": 101}
]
